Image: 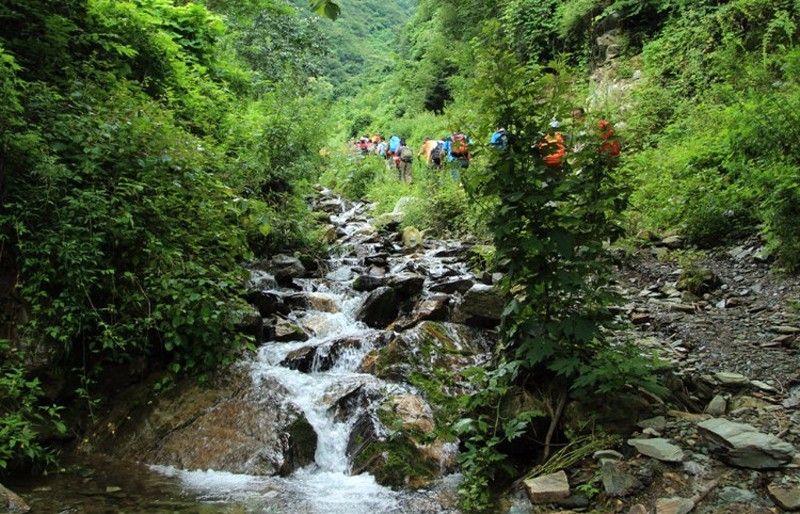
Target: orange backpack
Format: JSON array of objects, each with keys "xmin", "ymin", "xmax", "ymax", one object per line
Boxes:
[{"xmin": 541, "ymin": 133, "xmax": 566, "ymax": 167}]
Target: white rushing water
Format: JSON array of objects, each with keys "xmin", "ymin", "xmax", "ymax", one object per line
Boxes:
[{"xmin": 151, "ymin": 194, "xmax": 465, "ymax": 513}]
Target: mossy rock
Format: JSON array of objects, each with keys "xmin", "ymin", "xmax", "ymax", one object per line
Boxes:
[
  {"xmin": 351, "ymin": 433, "xmax": 441, "ymax": 489},
  {"xmin": 677, "ymin": 265, "xmax": 720, "ymax": 295}
]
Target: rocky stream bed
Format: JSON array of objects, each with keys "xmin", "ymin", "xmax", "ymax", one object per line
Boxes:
[{"xmin": 3, "ymin": 190, "xmax": 800, "ymax": 514}]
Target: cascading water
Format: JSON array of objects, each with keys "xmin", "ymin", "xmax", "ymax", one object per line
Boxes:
[{"xmin": 145, "ymin": 190, "xmax": 475, "ymax": 513}]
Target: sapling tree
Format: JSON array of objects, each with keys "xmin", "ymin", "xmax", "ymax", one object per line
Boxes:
[{"xmin": 455, "ymin": 28, "xmax": 662, "ymax": 511}]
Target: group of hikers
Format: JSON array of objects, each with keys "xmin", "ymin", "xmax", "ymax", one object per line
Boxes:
[
  {"xmin": 351, "ymin": 132, "xmax": 473, "ymax": 183},
  {"xmin": 349, "ymin": 108, "xmax": 621, "ymax": 183}
]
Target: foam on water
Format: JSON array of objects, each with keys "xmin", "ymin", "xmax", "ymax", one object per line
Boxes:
[{"xmin": 150, "ymin": 194, "xmax": 462, "ymax": 513}]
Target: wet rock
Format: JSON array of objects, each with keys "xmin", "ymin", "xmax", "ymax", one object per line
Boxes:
[
  {"xmin": 627, "ymin": 438, "xmax": 685, "ymax": 463},
  {"xmin": 364, "ymin": 253, "xmax": 389, "ymax": 267},
  {"xmin": 82, "ymin": 371, "xmax": 317, "ymax": 476},
  {"xmin": 656, "ymin": 497, "xmax": 694, "ymax": 514},
  {"xmin": 376, "ymin": 322, "xmax": 491, "ymax": 386},
  {"xmin": 329, "ymin": 384, "xmax": 378, "ymax": 422},
  {"xmin": 248, "ymin": 270, "xmax": 278, "ymax": 291},
  {"xmin": 523, "ymin": 471, "xmax": 570, "ymax": 504},
  {"xmin": 274, "ymin": 319, "xmax": 308, "ymax": 342},
  {"xmin": 281, "ymin": 345, "xmax": 316, "ymax": 372},
  {"xmin": 307, "ymin": 292, "xmax": 338, "ymax": 313},
  {"xmin": 314, "ymin": 337, "xmax": 364, "ymax": 371},
  {"xmin": 279, "ymin": 416, "xmax": 317, "ymax": 476},
  {"xmin": 347, "ymin": 411, "xmax": 382, "ymax": 474},
  {"xmin": 283, "ymin": 292, "xmax": 310, "ymax": 311},
  {"xmin": 318, "ymin": 198, "xmax": 344, "ymax": 213},
  {"xmin": 767, "ymin": 482, "xmax": 800, "ymax": 511},
  {"xmin": 356, "ymin": 287, "xmax": 400, "ymax": 329},
  {"xmin": 0, "ymin": 483, "xmax": 30, "ymax": 513},
  {"xmin": 601, "ymin": 461, "xmax": 643, "ymax": 497},
  {"xmin": 247, "ymin": 290, "xmax": 289, "ymax": 317},
  {"xmin": 388, "ymin": 273, "xmax": 425, "ymax": 298},
  {"xmin": 269, "ymin": 254, "xmax": 306, "ymax": 278},
  {"xmin": 697, "ymin": 418, "xmax": 796, "ymax": 469},
  {"xmin": 706, "ymin": 395, "xmax": 727, "ymax": 416},
  {"xmin": 358, "ymin": 349, "xmax": 379, "ymax": 374},
  {"xmin": 389, "ymin": 394, "xmax": 434, "ymax": 433},
  {"xmin": 429, "ymin": 277, "xmax": 475, "ymax": 295},
  {"xmin": 412, "ymin": 298, "xmax": 449, "ymax": 323},
  {"xmin": 353, "ymin": 274, "xmax": 386, "ymax": 292},
  {"xmin": 453, "ymin": 284, "xmax": 507, "ymax": 327}
]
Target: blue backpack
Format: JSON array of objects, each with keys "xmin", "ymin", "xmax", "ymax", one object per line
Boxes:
[
  {"xmin": 389, "ymin": 136, "xmax": 401, "ymax": 154},
  {"xmin": 490, "ymin": 130, "xmax": 508, "ymax": 150}
]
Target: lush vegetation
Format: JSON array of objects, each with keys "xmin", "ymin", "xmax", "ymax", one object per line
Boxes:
[
  {"xmin": 320, "ymin": 0, "xmax": 800, "ymax": 509},
  {"xmin": 2, "ymin": 0, "xmax": 799, "ymax": 507},
  {"xmin": 0, "ymin": 0, "xmax": 332, "ymax": 472}
]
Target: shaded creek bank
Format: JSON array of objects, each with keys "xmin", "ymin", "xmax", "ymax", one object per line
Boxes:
[{"xmin": 8, "ymin": 188, "xmax": 503, "ymax": 513}]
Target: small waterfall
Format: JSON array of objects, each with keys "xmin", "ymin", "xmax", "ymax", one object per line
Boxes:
[{"xmin": 149, "ymin": 189, "xmax": 473, "ymax": 513}]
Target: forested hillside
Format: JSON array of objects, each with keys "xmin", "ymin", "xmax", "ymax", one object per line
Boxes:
[
  {"xmin": 2, "ymin": 1, "xmax": 799, "ymax": 513},
  {"xmin": 290, "ymin": 0, "xmax": 416, "ymax": 97}
]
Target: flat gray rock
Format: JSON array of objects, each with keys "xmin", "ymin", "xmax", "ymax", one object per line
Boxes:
[
  {"xmin": 627, "ymin": 438, "xmax": 685, "ymax": 463},
  {"xmin": 523, "ymin": 470, "xmax": 570, "ymax": 504},
  {"xmin": 697, "ymin": 418, "xmax": 796, "ymax": 469}
]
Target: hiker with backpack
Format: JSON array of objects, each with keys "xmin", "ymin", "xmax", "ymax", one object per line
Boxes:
[
  {"xmin": 450, "ymin": 132, "xmax": 470, "ymax": 162},
  {"xmin": 419, "ymin": 138, "xmax": 445, "ymax": 169},
  {"xmin": 430, "ymin": 140, "xmax": 445, "ymax": 168},
  {"xmin": 397, "ymin": 140, "xmax": 414, "ymax": 183},
  {"xmin": 388, "ymin": 135, "xmax": 402, "ymax": 157},
  {"xmin": 490, "ymin": 127, "xmax": 509, "ymax": 151},
  {"xmin": 597, "ymin": 119, "xmax": 621, "ymax": 158},
  {"xmin": 538, "ymin": 119, "xmax": 567, "ymax": 168},
  {"xmin": 446, "ymin": 132, "xmax": 471, "ymax": 180}
]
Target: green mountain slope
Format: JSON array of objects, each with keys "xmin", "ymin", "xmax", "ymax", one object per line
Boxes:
[{"xmin": 292, "ymin": 0, "xmax": 416, "ymax": 96}]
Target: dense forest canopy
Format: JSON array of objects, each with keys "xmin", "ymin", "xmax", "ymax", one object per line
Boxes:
[{"xmin": 2, "ymin": 0, "xmax": 799, "ymax": 511}]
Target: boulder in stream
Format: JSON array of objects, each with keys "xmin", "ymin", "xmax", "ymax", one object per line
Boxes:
[
  {"xmin": 411, "ymin": 297, "xmax": 449, "ymax": 323},
  {"xmin": 353, "ymin": 274, "xmax": 386, "ymax": 292},
  {"xmin": 261, "ymin": 254, "xmax": 306, "ymax": 278},
  {"xmin": 356, "ymin": 287, "xmax": 400, "ymax": 328},
  {"xmin": 247, "ymin": 290, "xmax": 289, "ymax": 317},
  {"xmin": 452, "ymin": 284, "xmax": 507, "ymax": 327},
  {"xmin": 376, "ymin": 321, "xmax": 492, "ymax": 389},
  {"xmin": 81, "ymin": 370, "xmax": 317, "ymax": 477},
  {"xmin": 387, "ymin": 272, "xmax": 425, "ymax": 298},
  {"xmin": 274, "ymin": 318, "xmax": 308, "ymax": 342},
  {"xmin": 429, "ymin": 277, "xmax": 475, "ymax": 295}
]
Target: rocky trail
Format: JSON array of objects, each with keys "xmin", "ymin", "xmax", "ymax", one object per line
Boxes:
[{"xmin": 4, "ymin": 191, "xmax": 800, "ymax": 514}]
